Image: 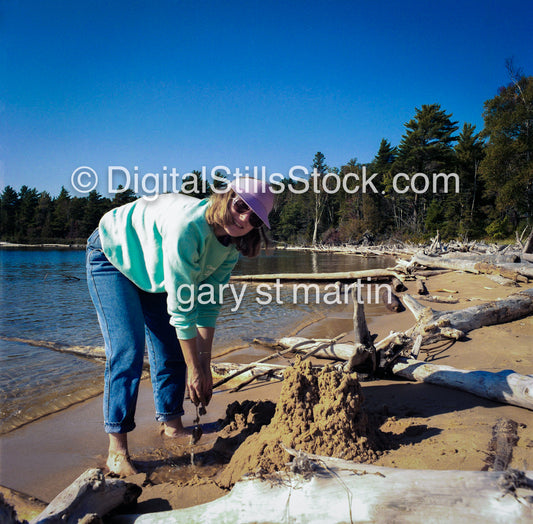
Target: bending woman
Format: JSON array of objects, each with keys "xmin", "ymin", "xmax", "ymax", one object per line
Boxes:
[{"xmin": 86, "ymin": 177, "xmax": 274, "ymax": 476}]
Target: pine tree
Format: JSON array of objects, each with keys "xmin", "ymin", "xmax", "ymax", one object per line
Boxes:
[{"xmin": 480, "ymin": 65, "xmax": 533, "ymax": 236}]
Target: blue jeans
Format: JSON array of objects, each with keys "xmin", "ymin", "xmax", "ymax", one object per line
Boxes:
[{"xmin": 86, "ymin": 228, "xmax": 186, "ymax": 433}]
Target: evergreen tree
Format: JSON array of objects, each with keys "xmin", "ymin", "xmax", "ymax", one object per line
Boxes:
[
  {"xmin": 0, "ymin": 186, "xmax": 19, "ymax": 240},
  {"xmin": 394, "ymin": 104, "xmax": 459, "ymax": 234},
  {"xmin": 451, "ymin": 123, "xmax": 486, "ymax": 238},
  {"xmin": 480, "ymin": 66, "xmax": 533, "ymax": 236}
]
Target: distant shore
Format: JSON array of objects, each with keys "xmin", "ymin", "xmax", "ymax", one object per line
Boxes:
[{"xmin": 0, "ymin": 241, "xmax": 85, "ymax": 250}]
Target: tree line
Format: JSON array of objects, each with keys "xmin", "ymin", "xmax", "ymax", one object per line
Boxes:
[{"xmin": 1, "ymin": 65, "xmax": 531, "ymax": 246}]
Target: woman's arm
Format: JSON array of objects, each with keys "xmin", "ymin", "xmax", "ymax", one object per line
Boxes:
[{"xmin": 179, "ymin": 326, "xmax": 214, "ymax": 406}]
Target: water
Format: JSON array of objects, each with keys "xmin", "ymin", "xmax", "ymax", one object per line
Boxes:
[{"xmin": 0, "ymin": 247, "xmax": 394, "ymax": 434}]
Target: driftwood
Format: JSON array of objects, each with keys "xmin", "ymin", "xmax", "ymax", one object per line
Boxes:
[
  {"xmin": 419, "ymin": 294, "xmax": 459, "ymax": 304},
  {"xmin": 485, "ymin": 274, "xmax": 519, "ymax": 287},
  {"xmin": 416, "ymin": 278, "xmax": 428, "ymax": 294},
  {"xmin": 391, "ymin": 358, "xmax": 533, "ymax": 411},
  {"xmin": 277, "ymin": 287, "xmax": 533, "ymax": 410},
  {"xmin": 390, "ymin": 276, "xmax": 406, "ymax": 292},
  {"xmin": 440, "ymin": 252, "xmax": 520, "ymax": 264},
  {"xmin": 402, "ymin": 288, "xmax": 533, "ymax": 344},
  {"xmin": 113, "ymin": 453, "xmax": 533, "ymax": 523},
  {"xmin": 31, "ymin": 468, "xmax": 141, "ymax": 524},
  {"xmin": 230, "ymin": 268, "xmax": 405, "ymax": 283},
  {"xmin": 379, "ymin": 287, "xmax": 403, "ymax": 311},
  {"xmin": 345, "ymin": 290, "xmax": 376, "ymax": 372},
  {"xmin": 412, "ymin": 252, "xmax": 533, "ymax": 280},
  {"xmin": 484, "ymin": 418, "xmax": 520, "ymax": 471}
]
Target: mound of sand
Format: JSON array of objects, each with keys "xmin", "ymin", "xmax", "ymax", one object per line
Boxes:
[{"xmin": 217, "ymin": 359, "xmax": 383, "ymax": 487}]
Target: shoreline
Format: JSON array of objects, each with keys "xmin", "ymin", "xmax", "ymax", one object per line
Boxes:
[
  {"xmin": 0, "ymin": 241, "xmax": 86, "ymax": 250},
  {"xmin": 2, "ymin": 270, "xmax": 533, "ymax": 520}
]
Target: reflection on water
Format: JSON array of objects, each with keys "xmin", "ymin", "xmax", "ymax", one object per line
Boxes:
[{"xmin": 0, "ymin": 248, "xmax": 394, "ymax": 434}]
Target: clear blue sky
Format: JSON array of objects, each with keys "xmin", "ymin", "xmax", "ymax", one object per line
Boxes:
[{"xmin": 1, "ymin": 0, "xmax": 532, "ymax": 197}]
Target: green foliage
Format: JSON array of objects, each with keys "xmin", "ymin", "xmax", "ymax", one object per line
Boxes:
[{"xmin": 479, "ymin": 71, "xmax": 533, "ymax": 228}]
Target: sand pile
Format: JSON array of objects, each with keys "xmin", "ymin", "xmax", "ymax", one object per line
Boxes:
[{"xmin": 217, "ymin": 359, "xmax": 383, "ymax": 487}]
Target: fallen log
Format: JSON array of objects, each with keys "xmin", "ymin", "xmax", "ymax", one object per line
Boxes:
[
  {"xmin": 31, "ymin": 468, "xmax": 141, "ymax": 524},
  {"xmin": 402, "ymin": 288, "xmax": 533, "ymax": 343},
  {"xmin": 230, "ymin": 268, "xmax": 404, "ymax": 283},
  {"xmin": 111, "ymin": 454, "xmax": 533, "ymax": 523},
  {"xmin": 419, "ymin": 294, "xmax": 459, "ymax": 304},
  {"xmin": 416, "ymin": 278, "xmax": 428, "ymax": 295},
  {"xmin": 440, "ymin": 252, "xmax": 520, "ymax": 264},
  {"xmin": 485, "ymin": 274, "xmax": 519, "ymax": 287},
  {"xmin": 412, "ymin": 253, "xmax": 533, "ymax": 280},
  {"xmin": 277, "ymin": 337, "xmax": 354, "ymax": 360},
  {"xmin": 391, "ymin": 357, "xmax": 533, "ymax": 411},
  {"xmin": 379, "ymin": 287, "xmax": 403, "ymax": 311}
]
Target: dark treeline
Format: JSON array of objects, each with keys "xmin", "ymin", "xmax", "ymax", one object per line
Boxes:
[{"xmin": 2, "ymin": 65, "xmax": 532, "ymax": 246}]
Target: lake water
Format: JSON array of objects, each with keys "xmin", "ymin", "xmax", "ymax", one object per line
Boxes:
[{"xmin": 0, "ymin": 247, "xmax": 394, "ymax": 434}]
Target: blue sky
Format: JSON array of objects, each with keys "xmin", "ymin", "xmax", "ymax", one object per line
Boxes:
[{"xmin": 1, "ymin": 0, "xmax": 532, "ymax": 197}]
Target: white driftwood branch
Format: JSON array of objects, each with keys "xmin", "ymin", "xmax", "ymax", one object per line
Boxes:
[
  {"xmin": 392, "ymin": 357, "xmax": 533, "ymax": 410},
  {"xmin": 230, "ymin": 268, "xmax": 405, "ymax": 282},
  {"xmin": 113, "ymin": 456, "xmax": 533, "ymax": 523},
  {"xmin": 31, "ymin": 468, "xmax": 140, "ymax": 524}
]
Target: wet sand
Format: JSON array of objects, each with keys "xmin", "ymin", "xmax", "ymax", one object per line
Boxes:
[{"xmin": 1, "ymin": 271, "xmax": 533, "ymax": 519}]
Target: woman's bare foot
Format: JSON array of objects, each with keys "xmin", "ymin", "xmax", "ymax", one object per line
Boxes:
[
  {"xmin": 161, "ymin": 417, "xmax": 192, "ymax": 439},
  {"xmin": 106, "ymin": 450, "xmax": 138, "ymax": 477}
]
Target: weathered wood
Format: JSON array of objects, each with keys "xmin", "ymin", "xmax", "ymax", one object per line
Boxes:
[
  {"xmin": 391, "ymin": 357, "xmax": 533, "ymax": 411},
  {"xmin": 440, "ymin": 252, "xmax": 520, "ymax": 264},
  {"xmin": 413, "ymin": 252, "xmax": 480, "ymax": 273},
  {"xmin": 413, "ymin": 252, "xmax": 533, "ymax": 280},
  {"xmin": 347, "ymin": 290, "xmax": 376, "ymax": 371},
  {"xmin": 403, "ymin": 288, "xmax": 533, "ymax": 342},
  {"xmin": 483, "ymin": 418, "xmax": 519, "ymax": 471},
  {"xmin": 230, "ymin": 268, "xmax": 405, "ymax": 283},
  {"xmin": 113, "ymin": 454, "xmax": 533, "ymax": 523},
  {"xmin": 391, "ymin": 276, "xmax": 406, "ymax": 292},
  {"xmin": 416, "ymin": 278, "xmax": 428, "ymax": 295},
  {"xmin": 30, "ymin": 468, "xmax": 141, "ymax": 524},
  {"xmin": 523, "ymin": 226, "xmax": 533, "ymax": 254},
  {"xmin": 419, "ymin": 294, "xmax": 459, "ymax": 304},
  {"xmin": 485, "ymin": 274, "xmax": 519, "ymax": 287},
  {"xmin": 380, "ymin": 287, "xmax": 403, "ymax": 311},
  {"xmin": 277, "ymin": 337, "xmax": 354, "ymax": 361}
]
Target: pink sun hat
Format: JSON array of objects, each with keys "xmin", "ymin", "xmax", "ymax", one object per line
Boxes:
[{"xmin": 229, "ymin": 177, "xmax": 275, "ymax": 229}]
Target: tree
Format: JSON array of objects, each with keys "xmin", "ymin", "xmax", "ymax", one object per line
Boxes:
[
  {"xmin": 311, "ymin": 151, "xmax": 329, "ymax": 245},
  {"xmin": 480, "ymin": 64, "xmax": 533, "ymax": 236},
  {"xmin": 0, "ymin": 186, "xmax": 19, "ymax": 240},
  {"xmin": 451, "ymin": 123, "xmax": 486, "ymax": 237},
  {"xmin": 393, "ymin": 104, "xmax": 459, "ymax": 234},
  {"xmin": 112, "ymin": 185, "xmax": 138, "ymax": 206}
]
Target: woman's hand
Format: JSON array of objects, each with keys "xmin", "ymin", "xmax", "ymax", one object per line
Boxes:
[
  {"xmin": 180, "ymin": 327, "xmax": 215, "ymax": 406},
  {"xmin": 187, "ymin": 361, "xmax": 212, "ymax": 406}
]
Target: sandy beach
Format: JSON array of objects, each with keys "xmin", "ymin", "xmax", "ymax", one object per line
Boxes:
[{"xmin": 1, "ymin": 270, "xmax": 533, "ymax": 520}]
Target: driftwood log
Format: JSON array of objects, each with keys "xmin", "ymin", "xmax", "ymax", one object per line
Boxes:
[
  {"xmin": 30, "ymin": 468, "xmax": 141, "ymax": 524},
  {"xmin": 402, "ymin": 288, "xmax": 533, "ymax": 344},
  {"xmin": 379, "ymin": 287, "xmax": 403, "ymax": 311},
  {"xmin": 412, "ymin": 252, "xmax": 533, "ymax": 280},
  {"xmin": 345, "ymin": 289, "xmax": 376, "ymax": 372},
  {"xmin": 111, "ymin": 453, "xmax": 533, "ymax": 523},
  {"xmin": 230, "ymin": 268, "xmax": 405, "ymax": 282},
  {"xmin": 391, "ymin": 358, "xmax": 533, "ymax": 411}
]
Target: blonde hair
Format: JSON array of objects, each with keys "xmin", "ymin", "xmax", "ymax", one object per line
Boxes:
[{"xmin": 205, "ymin": 189, "xmax": 270, "ymax": 257}]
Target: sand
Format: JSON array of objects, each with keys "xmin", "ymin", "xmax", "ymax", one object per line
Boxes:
[{"xmin": 1, "ymin": 271, "xmax": 533, "ymax": 520}]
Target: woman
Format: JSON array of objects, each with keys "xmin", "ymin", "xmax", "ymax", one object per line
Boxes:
[{"xmin": 86, "ymin": 177, "xmax": 274, "ymax": 476}]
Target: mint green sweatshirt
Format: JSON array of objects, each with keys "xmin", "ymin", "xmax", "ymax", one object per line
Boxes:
[{"xmin": 99, "ymin": 193, "xmax": 239, "ymax": 340}]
